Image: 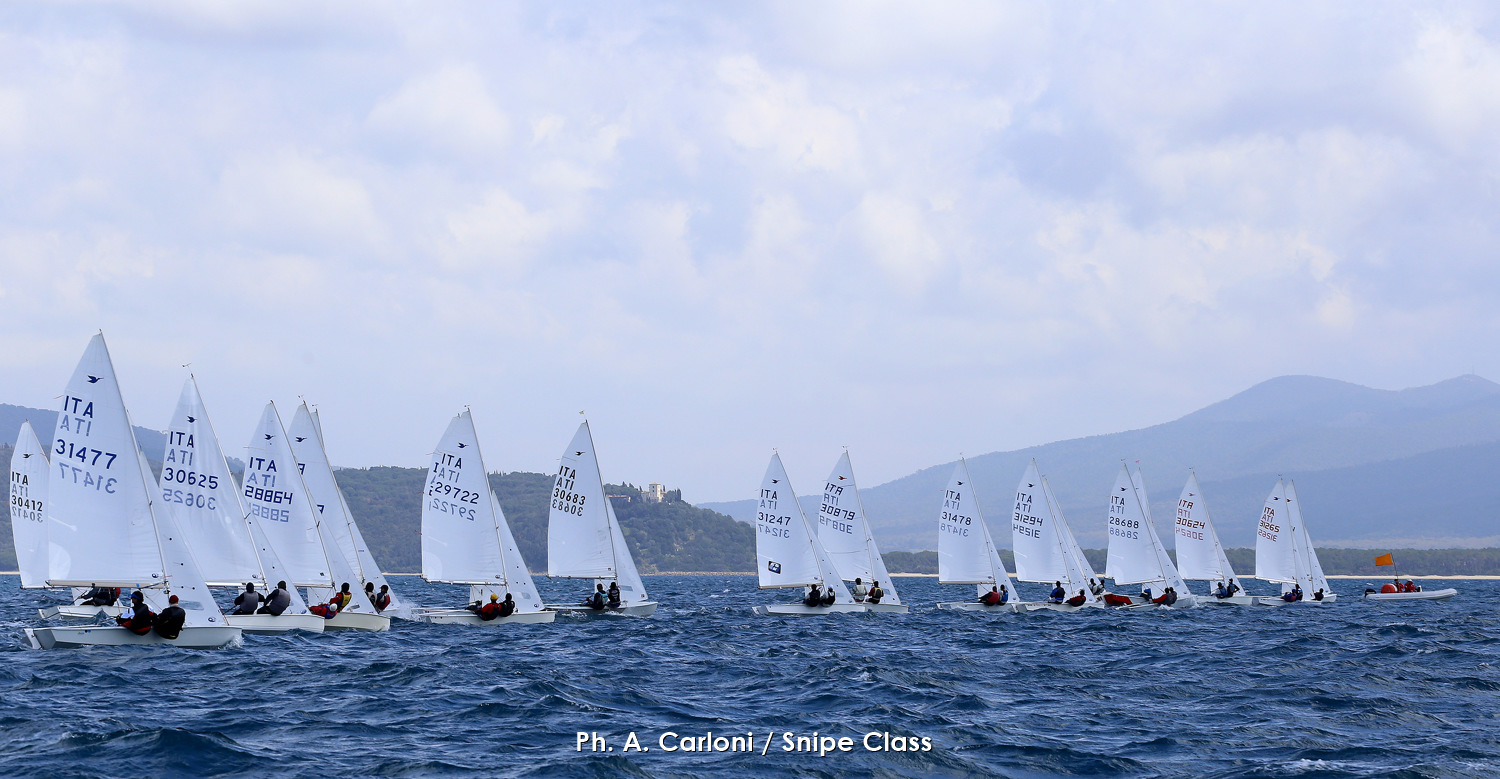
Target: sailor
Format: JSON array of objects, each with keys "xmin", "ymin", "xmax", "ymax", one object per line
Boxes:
[
  {"xmin": 1065, "ymin": 589, "xmax": 1087, "ymax": 607},
  {"xmin": 584, "ymin": 584, "xmax": 606, "ymax": 610},
  {"xmin": 363, "ymin": 582, "xmax": 377, "ymax": 607},
  {"xmin": 1281, "ymin": 584, "xmax": 1303, "ymax": 602},
  {"xmin": 78, "ymin": 586, "xmax": 120, "ymax": 607},
  {"xmin": 372, "ymin": 584, "xmax": 392, "ymax": 613},
  {"xmin": 1406, "ymin": 580, "xmax": 1420, "ymax": 593},
  {"xmin": 820, "ymin": 588, "xmax": 836, "ymax": 607},
  {"xmin": 115, "ymin": 591, "xmax": 154, "ymax": 635},
  {"xmin": 1226, "ymin": 579, "xmax": 1241, "ymax": 597},
  {"xmin": 851, "ymin": 577, "xmax": 868, "ymax": 602},
  {"xmin": 467, "ymin": 594, "xmax": 503, "ymax": 621},
  {"xmin": 1214, "ymin": 581, "xmax": 1229, "ymax": 599},
  {"xmin": 1140, "ymin": 586, "xmax": 1153, "ymax": 602},
  {"xmin": 1049, "ymin": 581, "xmax": 1066, "ymax": 603},
  {"xmin": 996, "ymin": 584, "xmax": 1009, "ymax": 605},
  {"xmin": 1104, "ymin": 592, "xmax": 1133, "ymax": 607},
  {"xmin": 258, "ymin": 581, "xmax": 292, "ymax": 616},
  {"xmin": 154, "ymin": 595, "xmax": 186, "ymax": 640},
  {"xmin": 334, "ymin": 582, "xmax": 354, "ymax": 610},
  {"xmin": 979, "ymin": 586, "xmax": 1002, "ymax": 606},
  {"xmin": 866, "ymin": 581, "xmax": 884, "ymax": 605},
  {"xmin": 607, "ymin": 582, "xmax": 622, "ymax": 608},
  {"xmin": 498, "ymin": 592, "xmax": 516, "ymax": 618},
  {"xmin": 1089, "ymin": 578, "xmax": 1106, "ymax": 597},
  {"xmin": 1312, "ymin": 588, "xmax": 1325, "ymax": 601},
  {"xmin": 232, "ymin": 583, "xmax": 264, "ymax": 615},
  {"xmin": 803, "ymin": 584, "xmax": 822, "ymax": 607},
  {"xmin": 309, "ymin": 593, "xmax": 341, "ymax": 619}
]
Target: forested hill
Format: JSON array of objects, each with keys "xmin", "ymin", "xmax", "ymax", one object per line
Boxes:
[{"xmin": 306, "ymin": 467, "xmax": 755, "ymax": 574}]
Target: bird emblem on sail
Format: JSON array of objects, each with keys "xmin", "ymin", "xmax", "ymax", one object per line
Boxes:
[
  {"xmin": 87, "ymin": 376, "xmax": 101, "ymax": 383},
  {"xmin": 837, "ymin": 476, "xmax": 846, "ymax": 481},
  {"xmin": 457, "ymin": 442, "xmax": 466, "ymax": 448},
  {"xmin": 186, "ymin": 416, "xmax": 195, "ymax": 423},
  {"xmin": 264, "ymin": 434, "xmax": 274, "ymax": 440},
  {"xmin": 575, "ymin": 451, "xmax": 584, "ymax": 456},
  {"xmin": 295, "ymin": 436, "xmax": 306, "ymax": 442}
]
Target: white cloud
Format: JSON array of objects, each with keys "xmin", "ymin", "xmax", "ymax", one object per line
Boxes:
[{"xmin": 367, "ymin": 64, "xmax": 511, "ymax": 158}]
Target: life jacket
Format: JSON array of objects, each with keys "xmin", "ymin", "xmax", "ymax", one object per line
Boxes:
[
  {"xmin": 980, "ymin": 591, "xmax": 1001, "ymax": 606},
  {"xmin": 498, "ymin": 600, "xmax": 516, "ymax": 618},
  {"xmin": 118, "ymin": 606, "xmax": 154, "ymax": 635},
  {"xmin": 335, "ymin": 591, "xmax": 353, "ymax": 609},
  {"xmin": 154, "ymin": 606, "xmax": 186, "ymax": 639},
  {"xmin": 1065, "ymin": 594, "xmax": 1087, "ymax": 607},
  {"xmin": 477, "ymin": 602, "xmax": 502, "ymax": 621},
  {"xmin": 373, "ymin": 592, "xmax": 392, "ymax": 611}
]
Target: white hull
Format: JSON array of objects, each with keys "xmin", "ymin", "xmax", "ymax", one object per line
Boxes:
[
  {"xmin": 548, "ymin": 601, "xmax": 659, "ymax": 617},
  {"xmin": 224, "ymin": 613, "xmax": 327, "ymax": 634},
  {"xmin": 752, "ymin": 603, "xmax": 867, "ymax": 616},
  {"xmin": 25, "ymin": 625, "xmax": 241, "ymax": 650},
  {"xmin": 421, "ymin": 609, "xmax": 557, "ymax": 625},
  {"xmin": 1256, "ymin": 594, "xmax": 1338, "ymax": 606},
  {"xmin": 1364, "ymin": 588, "xmax": 1457, "ymax": 602},
  {"xmin": 323, "ymin": 611, "xmax": 391, "ymax": 632},
  {"xmin": 38, "ymin": 604, "xmax": 127, "ymax": 620},
  {"xmin": 859, "ymin": 602, "xmax": 909, "ymax": 613},
  {"xmin": 936, "ymin": 601, "xmax": 1027, "ymax": 613},
  {"xmin": 1202, "ymin": 595, "xmax": 1258, "ymax": 606},
  {"xmin": 1030, "ymin": 601, "xmax": 1105, "ymax": 612}
]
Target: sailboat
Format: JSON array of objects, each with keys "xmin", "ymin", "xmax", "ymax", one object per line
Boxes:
[
  {"xmin": 816, "ymin": 451, "xmax": 906, "ymax": 613},
  {"xmin": 241, "ymin": 402, "xmax": 389, "ymax": 631},
  {"xmin": 1172, "ymin": 473, "xmax": 1253, "ymax": 605},
  {"xmin": 417, "ymin": 410, "xmax": 554, "ymax": 625},
  {"xmin": 26, "ymin": 334, "xmax": 240, "ymax": 649},
  {"xmin": 1104, "ymin": 465, "xmax": 1196, "ymax": 608},
  {"xmin": 9, "ymin": 422, "xmax": 106, "ymax": 621},
  {"xmin": 1253, "ymin": 479, "xmax": 1336, "ymax": 606},
  {"xmin": 159, "ymin": 378, "xmax": 324, "ymax": 633},
  {"xmin": 289, "ymin": 404, "xmax": 414, "ymax": 621},
  {"xmin": 544, "ymin": 421, "xmax": 657, "ymax": 617},
  {"xmin": 935, "ymin": 458, "xmax": 1028, "ymax": 612},
  {"xmin": 1011, "ymin": 460, "xmax": 1101, "ymax": 611},
  {"xmin": 752, "ymin": 453, "xmax": 861, "ymax": 615}
]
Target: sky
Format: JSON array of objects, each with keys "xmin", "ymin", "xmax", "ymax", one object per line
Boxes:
[{"xmin": 2, "ymin": 2, "xmax": 1499, "ymax": 502}]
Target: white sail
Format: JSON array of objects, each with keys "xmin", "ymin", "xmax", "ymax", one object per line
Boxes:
[
  {"xmin": 45, "ymin": 334, "xmax": 165, "ymax": 587},
  {"xmin": 1011, "ymin": 461, "xmax": 1096, "ymax": 602},
  {"xmin": 421, "ymin": 411, "xmax": 507, "ymax": 584},
  {"xmin": 605, "ymin": 498, "xmax": 649, "ymax": 604},
  {"xmin": 1173, "ymin": 472, "xmax": 1240, "ymax": 586},
  {"xmin": 159, "ymin": 378, "xmax": 262, "ymax": 586},
  {"xmin": 547, "ymin": 422, "xmax": 617, "ymax": 579},
  {"xmin": 421, "ymin": 410, "xmax": 544, "ymax": 612},
  {"xmin": 938, "ymin": 458, "xmax": 1020, "ymax": 598},
  {"xmin": 132, "ymin": 442, "xmax": 226, "ymax": 627},
  {"xmin": 754, "ymin": 454, "xmax": 852, "ymax": 601},
  {"xmin": 1254, "ymin": 479, "xmax": 1297, "ymax": 584},
  {"xmin": 1046, "ymin": 478, "xmax": 1102, "ymax": 598},
  {"xmin": 242, "ymin": 402, "xmax": 334, "ymax": 588},
  {"xmin": 1285, "ymin": 481, "xmax": 1329, "ymax": 593},
  {"xmin": 817, "ymin": 452, "xmax": 899, "ymax": 604},
  {"xmin": 287, "ymin": 405, "xmax": 383, "ymax": 616},
  {"xmin": 1106, "ymin": 466, "xmax": 1187, "ymax": 591},
  {"xmin": 9, "ymin": 421, "xmax": 50, "ymax": 588},
  {"xmin": 313, "ymin": 408, "xmax": 411, "ymax": 616}
]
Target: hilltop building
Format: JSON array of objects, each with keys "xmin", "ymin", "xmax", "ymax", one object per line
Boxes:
[{"xmin": 643, "ymin": 483, "xmax": 666, "ymax": 504}]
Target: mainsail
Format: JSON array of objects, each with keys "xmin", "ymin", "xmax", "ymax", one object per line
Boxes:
[
  {"xmin": 1011, "ymin": 460, "xmax": 1097, "ymax": 602},
  {"xmin": 1254, "ymin": 479, "xmax": 1299, "ymax": 585},
  {"xmin": 1105, "ymin": 465, "xmax": 1187, "ymax": 592},
  {"xmin": 9, "ymin": 421, "xmax": 49, "ymax": 588},
  {"xmin": 817, "ymin": 452, "xmax": 899, "ymax": 604},
  {"xmin": 937, "ymin": 458, "xmax": 1020, "ymax": 598},
  {"xmin": 241, "ymin": 402, "xmax": 342, "ymax": 592},
  {"xmin": 754, "ymin": 454, "xmax": 852, "ymax": 602},
  {"xmin": 1172, "ymin": 472, "xmax": 1240, "ymax": 587},
  {"xmin": 546, "ymin": 421, "xmax": 649, "ymax": 604},
  {"xmin": 421, "ymin": 411, "xmax": 544, "ymax": 613}
]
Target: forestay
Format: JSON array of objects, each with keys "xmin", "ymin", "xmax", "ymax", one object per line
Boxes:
[
  {"xmin": 242, "ymin": 403, "xmax": 333, "ymax": 588},
  {"xmin": 288, "ymin": 405, "xmax": 379, "ymax": 615},
  {"xmin": 817, "ymin": 452, "xmax": 898, "ymax": 604},
  {"xmin": 937, "ymin": 458, "xmax": 1020, "ymax": 598},
  {"xmin": 10, "ymin": 421, "xmax": 50, "ymax": 589},
  {"xmin": 45, "ymin": 334, "xmax": 165, "ymax": 587},
  {"xmin": 1173, "ymin": 473, "xmax": 1239, "ymax": 585},
  {"xmin": 1254, "ymin": 480, "xmax": 1298, "ymax": 584},
  {"xmin": 159, "ymin": 378, "xmax": 262, "ymax": 587},
  {"xmin": 754, "ymin": 454, "xmax": 852, "ymax": 602}
]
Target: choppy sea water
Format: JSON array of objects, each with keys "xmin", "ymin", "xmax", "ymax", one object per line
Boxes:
[{"xmin": 1, "ymin": 574, "xmax": 1496, "ymax": 778}]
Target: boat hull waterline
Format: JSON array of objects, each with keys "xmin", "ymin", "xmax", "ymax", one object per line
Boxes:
[
  {"xmin": 421, "ymin": 609, "xmax": 558, "ymax": 625},
  {"xmin": 1363, "ymin": 589, "xmax": 1458, "ymax": 602},
  {"xmin": 547, "ymin": 602, "xmax": 659, "ymax": 618},
  {"xmin": 224, "ymin": 613, "xmax": 327, "ymax": 634},
  {"xmin": 25, "ymin": 625, "xmax": 242, "ymax": 650},
  {"xmin": 935, "ymin": 601, "xmax": 1028, "ymax": 613},
  {"xmin": 321, "ymin": 612, "xmax": 392, "ymax": 632},
  {"xmin": 752, "ymin": 603, "xmax": 868, "ymax": 617}
]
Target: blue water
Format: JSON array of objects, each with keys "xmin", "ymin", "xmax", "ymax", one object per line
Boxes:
[{"xmin": 1, "ymin": 575, "xmax": 1496, "ymax": 778}]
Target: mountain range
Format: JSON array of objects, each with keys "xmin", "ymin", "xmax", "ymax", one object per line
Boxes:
[{"xmin": 700, "ymin": 375, "xmax": 1500, "ymax": 551}]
